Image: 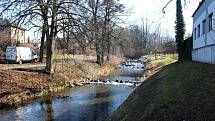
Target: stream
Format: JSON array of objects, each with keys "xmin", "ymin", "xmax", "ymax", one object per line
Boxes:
[{"xmin": 0, "ymin": 60, "xmax": 144, "ymax": 121}]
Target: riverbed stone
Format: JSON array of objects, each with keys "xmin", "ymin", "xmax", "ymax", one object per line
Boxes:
[
  {"xmin": 69, "ymin": 84, "xmax": 75, "ymax": 87},
  {"xmin": 14, "ymin": 96, "xmax": 21, "ymax": 103},
  {"xmin": 75, "ymin": 82, "xmax": 83, "ymax": 86}
]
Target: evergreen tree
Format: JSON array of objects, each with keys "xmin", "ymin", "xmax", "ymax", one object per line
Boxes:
[{"xmin": 175, "ymin": 0, "xmax": 185, "ymax": 61}]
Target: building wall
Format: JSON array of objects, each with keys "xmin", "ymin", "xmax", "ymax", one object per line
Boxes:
[
  {"xmin": 11, "ymin": 27, "xmax": 26, "ymax": 44},
  {"xmin": 193, "ymin": 0, "xmax": 215, "ymax": 49},
  {"xmin": 0, "ymin": 26, "xmax": 11, "ymax": 49},
  {"xmin": 192, "ymin": 0, "xmax": 215, "ymax": 64},
  {"xmin": 0, "ymin": 25, "xmax": 26, "ymax": 50},
  {"xmin": 192, "ymin": 45, "xmax": 215, "ymax": 64}
]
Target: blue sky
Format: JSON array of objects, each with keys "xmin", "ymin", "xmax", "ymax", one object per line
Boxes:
[{"xmin": 121, "ymin": 0, "xmax": 202, "ymax": 37}]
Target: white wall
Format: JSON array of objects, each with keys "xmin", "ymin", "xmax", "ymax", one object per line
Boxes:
[
  {"xmin": 192, "ymin": 45, "xmax": 215, "ymax": 64},
  {"xmin": 192, "ymin": 0, "xmax": 215, "ymax": 64},
  {"xmin": 193, "ymin": 1, "xmax": 215, "ymax": 49}
]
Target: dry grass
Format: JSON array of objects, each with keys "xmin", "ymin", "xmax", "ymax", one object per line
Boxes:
[{"xmin": 53, "ymin": 54, "xmax": 96, "ymax": 61}]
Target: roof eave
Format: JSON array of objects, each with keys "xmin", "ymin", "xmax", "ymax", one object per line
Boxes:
[{"xmin": 192, "ymin": 0, "xmax": 205, "ymax": 17}]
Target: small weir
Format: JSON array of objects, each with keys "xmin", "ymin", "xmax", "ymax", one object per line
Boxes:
[{"xmin": 89, "ymin": 59, "xmax": 145, "ymax": 87}]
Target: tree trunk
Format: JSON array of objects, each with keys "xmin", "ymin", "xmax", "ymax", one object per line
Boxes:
[
  {"xmin": 92, "ymin": 0, "xmax": 101, "ymax": 65},
  {"xmin": 106, "ymin": 1, "xmax": 111, "ymax": 61},
  {"xmin": 45, "ymin": 38, "xmax": 55, "ymax": 74},
  {"xmin": 101, "ymin": 54, "xmax": 104, "ymax": 63},
  {"xmin": 107, "ymin": 37, "xmax": 110, "ymax": 61},
  {"xmin": 107, "ymin": 49, "xmax": 110, "ymax": 61},
  {"xmin": 39, "ymin": 26, "xmax": 45, "ymax": 62},
  {"xmin": 45, "ymin": 0, "xmax": 57, "ymax": 74},
  {"xmin": 96, "ymin": 54, "xmax": 101, "ymax": 65},
  {"xmin": 177, "ymin": 42, "xmax": 184, "ymax": 61}
]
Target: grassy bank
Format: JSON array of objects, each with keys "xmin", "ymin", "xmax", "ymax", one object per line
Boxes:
[
  {"xmin": 148, "ymin": 54, "xmax": 177, "ymax": 66},
  {"xmin": 143, "ymin": 55, "xmax": 177, "ymax": 80},
  {"xmin": 107, "ymin": 61, "xmax": 215, "ymax": 121},
  {"xmin": 0, "ymin": 55, "xmax": 123, "ymax": 110}
]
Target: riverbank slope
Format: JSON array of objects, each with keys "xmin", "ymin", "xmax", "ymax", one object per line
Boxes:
[{"xmin": 107, "ymin": 60, "xmax": 215, "ymax": 121}]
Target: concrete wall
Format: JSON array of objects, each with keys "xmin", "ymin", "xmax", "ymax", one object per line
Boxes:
[
  {"xmin": 192, "ymin": 45, "xmax": 215, "ymax": 64},
  {"xmin": 192, "ymin": 0, "xmax": 215, "ymax": 64}
]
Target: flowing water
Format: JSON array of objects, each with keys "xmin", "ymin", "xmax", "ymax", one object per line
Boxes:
[{"xmin": 0, "ymin": 61, "xmax": 144, "ymax": 121}]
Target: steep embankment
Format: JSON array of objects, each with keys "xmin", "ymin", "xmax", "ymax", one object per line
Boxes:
[
  {"xmin": 0, "ymin": 55, "xmax": 123, "ymax": 109},
  {"xmin": 107, "ymin": 61, "xmax": 215, "ymax": 121}
]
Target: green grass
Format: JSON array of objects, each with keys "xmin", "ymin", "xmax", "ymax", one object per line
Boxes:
[
  {"xmin": 150, "ymin": 57, "xmax": 177, "ymax": 66},
  {"xmin": 107, "ymin": 61, "xmax": 215, "ymax": 121},
  {"xmin": 147, "ymin": 54, "xmax": 178, "ymax": 66}
]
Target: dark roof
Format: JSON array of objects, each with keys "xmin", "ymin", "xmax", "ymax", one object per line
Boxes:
[
  {"xmin": 0, "ymin": 18, "xmax": 26, "ymax": 30},
  {"xmin": 0, "ymin": 18, "xmax": 10, "ymax": 25},
  {"xmin": 192, "ymin": 0, "xmax": 205, "ymax": 17}
]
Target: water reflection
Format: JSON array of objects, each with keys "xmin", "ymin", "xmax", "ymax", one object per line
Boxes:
[
  {"xmin": 40, "ymin": 99, "xmax": 54, "ymax": 121},
  {"xmin": 0, "ymin": 84, "xmax": 134, "ymax": 121},
  {"xmin": 51, "ymin": 84, "xmax": 133, "ymax": 121}
]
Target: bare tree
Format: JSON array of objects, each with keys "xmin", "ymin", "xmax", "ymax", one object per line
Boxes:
[
  {"xmin": 0, "ymin": 0, "xmax": 92, "ymax": 74},
  {"xmin": 115, "ymin": 17, "xmax": 175, "ymax": 58},
  {"xmin": 87, "ymin": 0, "xmax": 124, "ymax": 64}
]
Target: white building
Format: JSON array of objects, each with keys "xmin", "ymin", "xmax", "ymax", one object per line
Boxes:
[{"xmin": 192, "ymin": 0, "xmax": 215, "ymax": 64}]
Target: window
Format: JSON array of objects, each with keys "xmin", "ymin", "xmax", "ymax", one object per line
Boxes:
[
  {"xmin": 21, "ymin": 31, "xmax": 24, "ymax": 36},
  {"xmin": 194, "ymin": 28, "xmax": 196, "ymax": 40},
  {"xmin": 202, "ymin": 19, "xmax": 206, "ymax": 35},
  {"xmin": 197, "ymin": 24, "xmax": 200, "ymax": 38},
  {"xmin": 208, "ymin": 13, "xmax": 213, "ymax": 31}
]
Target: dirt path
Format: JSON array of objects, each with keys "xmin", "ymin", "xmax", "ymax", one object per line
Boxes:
[
  {"xmin": 0, "ymin": 63, "xmax": 46, "ymax": 70},
  {"xmin": 0, "ymin": 55, "xmax": 96, "ymax": 70}
]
